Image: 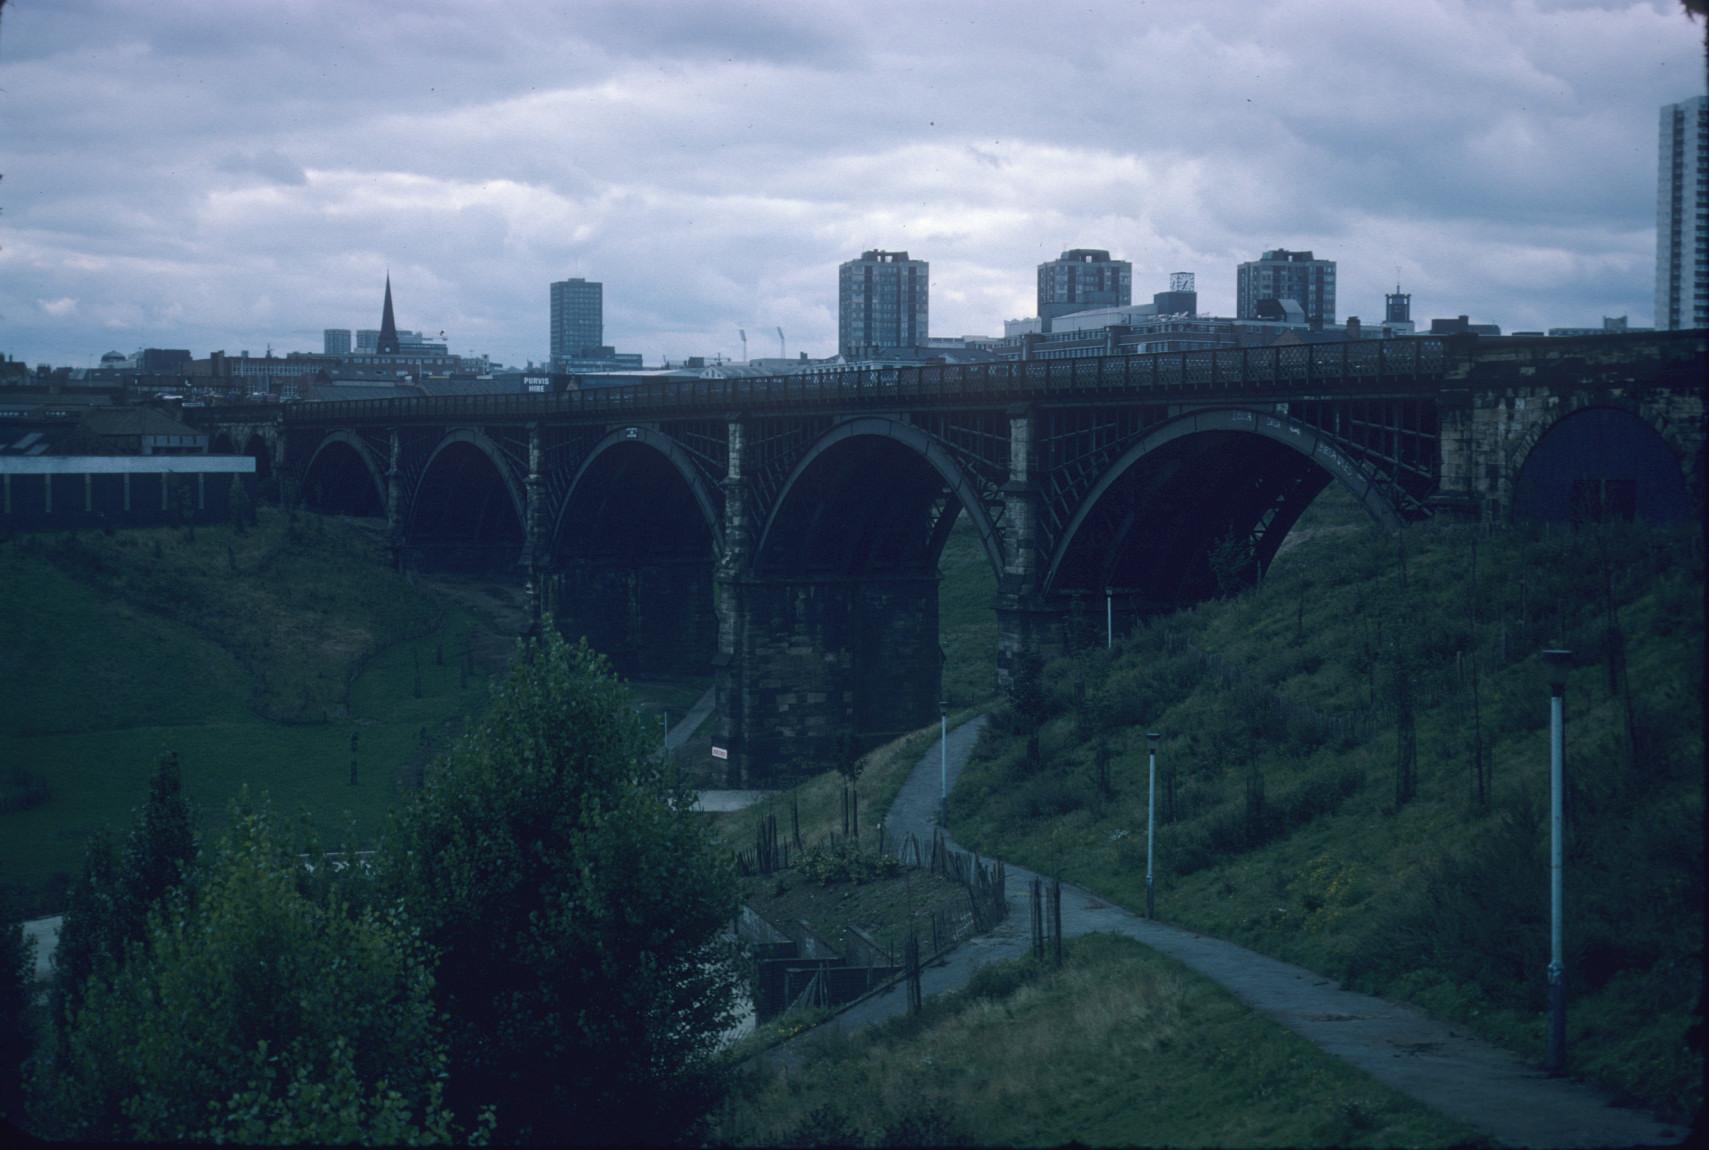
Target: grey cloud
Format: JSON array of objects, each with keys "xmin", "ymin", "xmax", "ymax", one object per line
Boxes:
[
  {"xmin": 0, "ymin": 0, "xmax": 1701, "ymax": 368},
  {"xmin": 216, "ymin": 150, "xmax": 309, "ymax": 186}
]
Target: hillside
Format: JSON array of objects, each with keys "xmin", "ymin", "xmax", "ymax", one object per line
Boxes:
[
  {"xmin": 0, "ymin": 510, "xmax": 512, "ymax": 916},
  {"xmin": 949, "ymin": 486, "xmax": 1703, "ymax": 1124}
]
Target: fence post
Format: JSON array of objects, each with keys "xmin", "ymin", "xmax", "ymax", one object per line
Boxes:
[
  {"xmin": 1030, "ymin": 878, "xmax": 1044, "ymax": 960},
  {"xmin": 1052, "ymin": 877, "xmax": 1063, "ymax": 968},
  {"xmin": 906, "ymin": 928, "xmax": 922, "ymax": 1015}
]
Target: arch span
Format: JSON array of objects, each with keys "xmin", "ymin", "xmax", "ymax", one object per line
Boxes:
[
  {"xmin": 406, "ymin": 429, "xmax": 526, "ymax": 571},
  {"xmin": 1511, "ymin": 405, "xmax": 1691, "ymax": 523},
  {"xmin": 301, "ymin": 430, "xmax": 386, "ymax": 516},
  {"xmin": 550, "ymin": 428, "xmax": 722, "ymax": 677},
  {"xmin": 1047, "ymin": 408, "xmax": 1402, "ymax": 605},
  {"xmin": 242, "ymin": 433, "xmax": 274, "ymax": 482},
  {"xmin": 553, "ymin": 426, "xmax": 724, "ymax": 560},
  {"xmin": 753, "ymin": 416, "xmax": 1005, "ymax": 581}
]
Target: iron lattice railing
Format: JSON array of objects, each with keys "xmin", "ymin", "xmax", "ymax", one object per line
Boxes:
[{"xmin": 203, "ymin": 338, "xmax": 1450, "ymax": 427}]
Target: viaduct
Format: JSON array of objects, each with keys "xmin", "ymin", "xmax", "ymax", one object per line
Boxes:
[{"xmin": 197, "ymin": 331, "xmax": 1706, "ymax": 783}]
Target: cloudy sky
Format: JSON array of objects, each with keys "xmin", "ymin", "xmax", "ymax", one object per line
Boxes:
[{"xmin": 1, "ymin": 0, "xmax": 1704, "ymax": 368}]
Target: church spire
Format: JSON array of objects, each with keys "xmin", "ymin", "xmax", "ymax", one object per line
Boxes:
[{"xmin": 378, "ymin": 272, "xmax": 400, "ymax": 355}]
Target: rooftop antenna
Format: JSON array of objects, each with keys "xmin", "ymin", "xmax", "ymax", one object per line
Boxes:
[
  {"xmin": 738, "ymin": 328, "xmax": 748, "ymax": 363},
  {"xmin": 776, "ymin": 326, "xmax": 786, "ymax": 359}
]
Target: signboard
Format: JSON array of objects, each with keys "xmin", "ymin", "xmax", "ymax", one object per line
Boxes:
[
  {"xmin": 523, "ymin": 376, "xmax": 550, "ymax": 392},
  {"xmin": 710, "ymin": 746, "xmax": 728, "ymax": 760},
  {"xmin": 625, "ymin": 427, "xmax": 640, "ymax": 440}
]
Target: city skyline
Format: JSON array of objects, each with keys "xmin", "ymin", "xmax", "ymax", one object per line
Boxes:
[{"xmin": 2, "ymin": 1, "xmax": 1705, "ymax": 367}]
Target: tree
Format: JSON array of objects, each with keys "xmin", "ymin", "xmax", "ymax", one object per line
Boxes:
[
  {"xmin": 0, "ymin": 883, "xmax": 36, "ymax": 1126},
  {"xmin": 380, "ymin": 628, "xmax": 739, "ymax": 1145},
  {"xmin": 37, "ymin": 799, "xmax": 457, "ymax": 1144},
  {"xmin": 1007, "ymin": 651, "xmax": 1048, "ymax": 772},
  {"xmin": 49, "ymin": 827, "xmax": 124, "ymax": 1047},
  {"xmin": 114, "ymin": 751, "xmax": 197, "ymax": 952},
  {"xmin": 228, "ymin": 475, "xmax": 254, "ymax": 533}
]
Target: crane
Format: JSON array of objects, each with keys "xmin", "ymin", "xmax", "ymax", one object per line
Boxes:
[
  {"xmin": 776, "ymin": 326, "xmax": 786, "ymax": 360},
  {"xmin": 738, "ymin": 329, "xmax": 748, "ymax": 363}
]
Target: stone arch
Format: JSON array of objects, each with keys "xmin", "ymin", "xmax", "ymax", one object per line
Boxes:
[
  {"xmin": 1504, "ymin": 398, "xmax": 1694, "ymax": 521},
  {"xmin": 753, "ymin": 416, "xmax": 1006, "ymax": 581},
  {"xmin": 410, "ymin": 427, "xmax": 526, "ymax": 531},
  {"xmin": 301, "ymin": 429, "xmax": 386, "ymax": 514},
  {"xmin": 549, "ymin": 427, "xmax": 723, "ymax": 677},
  {"xmin": 405, "ymin": 427, "xmax": 527, "ymax": 571},
  {"xmin": 552, "ymin": 426, "xmax": 725, "ymax": 560},
  {"xmin": 242, "ymin": 432, "xmax": 274, "ymax": 481},
  {"xmin": 1510, "ymin": 403, "xmax": 1693, "ymax": 523},
  {"xmin": 1045, "ymin": 407, "xmax": 1402, "ymax": 599}
]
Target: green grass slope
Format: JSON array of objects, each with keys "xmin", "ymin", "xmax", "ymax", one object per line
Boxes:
[
  {"xmin": 0, "ymin": 511, "xmax": 509, "ymax": 916},
  {"xmin": 950, "ymin": 487, "xmax": 1704, "ymax": 1124},
  {"xmin": 714, "ymin": 933, "xmax": 1483, "ymax": 1147}
]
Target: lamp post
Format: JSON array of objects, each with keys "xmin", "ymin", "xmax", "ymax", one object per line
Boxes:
[
  {"xmin": 939, "ymin": 697, "xmax": 949, "ymax": 826},
  {"xmin": 1105, "ymin": 587, "xmax": 1113, "ymax": 650},
  {"xmin": 1541, "ymin": 648, "xmax": 1571, "ymax": 1075},
  {"xmin": 1145, "ymin": 731, "xmax": 1160, "ymax": 919}
]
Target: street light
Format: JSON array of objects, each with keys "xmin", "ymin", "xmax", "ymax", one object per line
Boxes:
[
  {"xmin": 939, "ymin": 697, "xmax": 949, "ymax": 826},
  {"xmin": 1145, "ymin": 731, "xmax": 1161, "ymax": 919},
  {"xmin": 1105, "ymin": 587, "xmax": 1113, "ymax": 650},
  {"xmin": 1541, "ymin": 647, "xmax": 1571, "ymax": 1075}
]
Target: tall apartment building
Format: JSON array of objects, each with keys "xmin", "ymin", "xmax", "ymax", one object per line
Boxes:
[
  {"xmin": 1237, "ymin": 249, "xmax": 1336, "ymax": 329},
  {"xmin": 838, "ymin": 250, "xmax": 928, "ymax": 355},
  {"xmin": 1037, "ymin": 249, "xmax": 1132, "ymax": 325},
  {"xmin": 1656, "ymin": 95, "xmax": 1707, "ymax": 331},
  {"xmin": 323, "ymin": 329, "xmax": 352, "ymax": 356},
  {"xmin": 550, "ymin": 278, "xmax": 604, "ymax": 362}
]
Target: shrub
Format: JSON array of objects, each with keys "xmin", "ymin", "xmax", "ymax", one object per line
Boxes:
[
  {"xmin": 801, "ymin": 837, "xmax": 900, "ymax": 886},
  {"xmin": 36, "ymin": 800, "xmax": 454, "ymax": 1144},
  {"xmin": 380, "ymin": 628, "xmax": 740, "ymax": 1144}
]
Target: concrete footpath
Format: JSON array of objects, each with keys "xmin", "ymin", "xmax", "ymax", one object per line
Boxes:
[{"xmin": 766, "ymin": 716, "xmax": 1688, "ymax": 1148}]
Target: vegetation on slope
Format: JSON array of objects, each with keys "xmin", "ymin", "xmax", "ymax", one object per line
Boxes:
[
  {"xmin": 951, "ymin": 487, "xmax": 1704, "ymax": 1123},
  {"xmin": 0, "ymin": 510, "xmax": 508, "ymax": 916},
  {"xmin": 714, "ymin": 933, "xmax": 1483, "ymax": 1148}
]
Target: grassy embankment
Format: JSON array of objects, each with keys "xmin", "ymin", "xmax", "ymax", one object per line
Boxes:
[
  {"xmin": 948, "ymin": 485, "xmax": 1704, "ymax": 1123},
  {"xmin": 713, "ymin": 932, "xmax": 1484, "ymax": 1147},
  {"xmin": 0, "ymin": 509, "xmax": 516, "ymax": 917}
]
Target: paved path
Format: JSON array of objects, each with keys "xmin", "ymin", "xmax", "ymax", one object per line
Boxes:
[
  {"xmin": 665, "ymin": 685, "xmax": 716, "ymax": 753},
  {"xmin": 768, "ymin": 717, "xmax": 1687, "ymax": 1148}
]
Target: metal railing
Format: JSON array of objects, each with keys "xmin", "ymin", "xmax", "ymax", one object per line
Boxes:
[{"xmin": 196, "ymin": 338, "xmax": 1451, "ymax": 427}]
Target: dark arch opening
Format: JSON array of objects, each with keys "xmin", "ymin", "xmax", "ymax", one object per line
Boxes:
[
  {"xmin": 301, "ymin": 439, "xmax": 384, "ymax": 517},
  {"xmin": 552, "ymin": 442, "xmax": 718, "ymax": 678},
  {"xmin": 757, "ymin": 437, "xmax": 955, "ymax": 579},
  {"xmin": 1513, "ymin": 407, "xmax": 1690, "ymax": 524},
  {"xmin": 754, "ymin": 436, "xmax": 962, "ymax": 757},
  {"xmin": 210, "ymin": 433, "xmax": 237, "ymax": 455},
  {"xmin": 242, "ymin": 434, "xmax": 273, "ymax": 483},
  {"xmin": 1052, "ymin": 431, "xmax": 1340, "ymax": 610},
  {"xmin": 408, "ymin": 440, "xmax": 524, "ymax": 572}
]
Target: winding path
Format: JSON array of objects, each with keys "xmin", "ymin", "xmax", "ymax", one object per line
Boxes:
[{"xmin": 767, "ymin": 716, "xmax": 1688, "ymax": 1148}]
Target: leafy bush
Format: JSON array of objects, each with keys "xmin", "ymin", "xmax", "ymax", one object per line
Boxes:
[
  {"xmin": 35, "ymin": 799, "xmax": 454, "ymax": 1144},
  {"xmin": 380, "ymin": 628, "xmax": 740, "ymax": 1144},
  {"xmin": 801, "ymin": 836, "xmax": 901, "ymax": 886}
]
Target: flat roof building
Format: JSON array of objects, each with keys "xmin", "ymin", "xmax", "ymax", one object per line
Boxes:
[
  {"xmin": 1237, "ymin": 249, "xmax": 1336, "ymax": 330},
  {"xmin": 1038, "ymin": 249, "xmax": 1132, "ymax": 327},
  {"xmin": 550, "ymin": 278, "xmax": 604, "ymax": 363},
  {"xmin": 838, "ymin": 250, "xmax": 928, "ymax": 356},
  {"xmin": 1656, "ymin": 95, "xmax": 1707, "ymax": 331}
]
